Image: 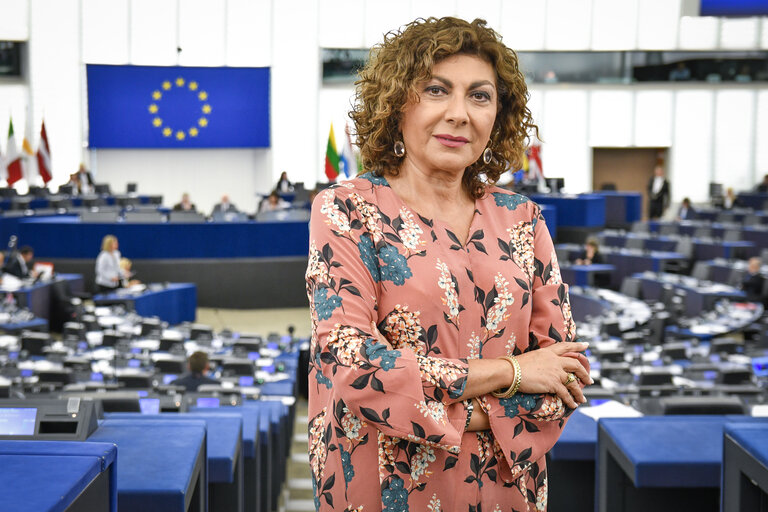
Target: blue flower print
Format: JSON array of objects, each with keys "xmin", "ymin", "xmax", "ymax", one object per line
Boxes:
[
  {"xmin": 314, "ymin": 353, "xmax": 333, "ymax": 388},
  {"xmin": 314, "ymin": 286, "xmax": 342, "ymax": 321},
  {"xmin": 340, "ymin": 447, "xmax": 355, "ymax": 483},
  {"xmin": 364, "ymin": 339, "xmax": 401, "ymax": 371},
  {"xmin": 378, "ymin": 245, "xmax": 412, "ymax": 286},
  {"xmin": 359, "ymin": 172, "xmax": 390, "ymax": 187},
  {"xmin": 358, "ymin": 233, "xmax": 380, "ymax": 282},
  {"xmin": 499, "ymin": 393, "xmax": 539, "ymax": 418},
  {"xmin": 492, "ymin": 192, "xmax": 529, "ymax": 211},
  {"xmin": 382, "ymin": 476, "xmax": 409, "ymax": 512}
]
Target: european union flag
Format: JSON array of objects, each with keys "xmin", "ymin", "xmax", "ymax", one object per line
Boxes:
[{"xmin": 86, "ymin": 64, "xmax": 270, "ymax": 148}]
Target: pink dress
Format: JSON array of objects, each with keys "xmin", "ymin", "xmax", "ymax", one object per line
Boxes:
[{"xmin": 306, "ymin": 173, "xmax": 580, "ymax": 512}]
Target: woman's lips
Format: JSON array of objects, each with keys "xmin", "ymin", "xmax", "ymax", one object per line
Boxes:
[{"xmin": 434, "ymin": 134, "xmax": 469, "ymax": 147}]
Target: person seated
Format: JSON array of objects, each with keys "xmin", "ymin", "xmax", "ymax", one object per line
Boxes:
[
  {"xmin": 574, "ymin": 238, "xmax": 604, "ymax": 265},
  {"xmin": 741, "ymin": 257, "xmax": 766, "ymax": 304},
  {"xmin": 75, "ymin": 163, "xmax": 95, "ymax": 195},
  {"xmin": 258, "ymin": 190, "xmax": 290, "ymax": 213},
  {"xmin": 756, "ymin": 174, "xmax": 768, "ymax": 193},
  {"xmin": 171, "ymin": 352, "xmax": 220, "ymax": 392},
  {"xmin": 276, "ymin": 171, "xmax": 293, "ymax": 193},
  {"xmin": 4, "ymin": 246, "xmax": 35, "ymax": 279},
  {"xmin": 119, "ymin": 258, "xmax": 141, "ymax": 287},
  {"xmin": 95, "ymin": 235, "xmax": 125, "ymax": 293},
  {"xmin": 172, "ymin": 192, "xmax": 196, "ymax": 212},
  {"xmin": 676, "ymin": 197, "xmax": 696, "ymax": 221},
  {"xmin": 721, "ymin": 187, "xmax": 739, "ymax": 210},
  {"xmin": 211, "ymin": 194, "xmax": 239, "ymax": 215}
]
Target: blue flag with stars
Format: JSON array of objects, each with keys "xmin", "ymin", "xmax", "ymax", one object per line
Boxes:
[{"xmin": 86, "ymin": 64, "xmax": 270, "ymax": 148}]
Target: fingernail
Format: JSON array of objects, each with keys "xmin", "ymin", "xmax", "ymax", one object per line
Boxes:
[
  {"xmin": 589, "ymin": 378, "xmax": 595, "ymax": 384},
  {"xmin": 580, "ymin": 342, "xmax": 590, "ymax": 347}
]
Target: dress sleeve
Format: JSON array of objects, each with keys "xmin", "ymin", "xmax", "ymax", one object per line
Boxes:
[
  {"xmin": 307, "ymin": 186, "xmax": 470, "ymax": 453},
  {"xmin": 483, "ymin": 202, "xmax": 589, "ymax": 480}
]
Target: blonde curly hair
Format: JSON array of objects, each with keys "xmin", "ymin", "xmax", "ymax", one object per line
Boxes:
[{"xmin": 350, "ymin": 17, "xmax": 538, "ymax": 199}]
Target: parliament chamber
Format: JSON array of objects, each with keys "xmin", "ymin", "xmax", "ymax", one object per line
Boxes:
[{"xmin": 3, "ymin": 1, "xmax": 768, "ymax": 511}]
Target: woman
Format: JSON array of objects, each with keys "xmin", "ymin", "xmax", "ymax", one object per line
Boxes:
[
  {"xmin": 306, "ymin": 18, "xmax": 590, "ymax": 511},
  {"xmin": 95, "ymin": 235, "xmax": 124, "ymax": 293},
  {"xmin": 276, "ymin": 171, "xmax": 294, "ymax": 193},
  {"xmin": 574, "ymin": 238, "xmax": 604, "ymax": 265}
]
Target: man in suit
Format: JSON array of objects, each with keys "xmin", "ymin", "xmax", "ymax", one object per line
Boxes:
[
  {"xmin": 647, "ymin": 165, "xmax": 671, "ymax": 220},
  {"xmin": 4, "ymin": 246, "xmax": 34, "ymax": 279},
  {"xmin": 211, "ymin": 194, "xmax": 239, "ymax": 215},
  {"xmin": 741, "ymin": 257, "xmax": 766, "ymax": 305},
  {"xmin": 171, "ymin": 352, "xmax": 220, "ymax": 392},
  {"xmin": 676, "ymin": 197, "xmax": 696, "ymax": 221}
]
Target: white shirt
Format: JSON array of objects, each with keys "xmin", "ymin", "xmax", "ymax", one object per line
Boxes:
[
  {"xmin": 95, "ymin": 249, "xmax": 122, "ymax": 288},
  {"xmin": 652, "ymin": 176, "xmax": 665, "ymax": 196}
]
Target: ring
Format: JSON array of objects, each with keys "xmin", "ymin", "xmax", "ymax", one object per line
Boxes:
[{"xmin": 564, "ymin": 373, "xmax": 577, "ymax": 386}]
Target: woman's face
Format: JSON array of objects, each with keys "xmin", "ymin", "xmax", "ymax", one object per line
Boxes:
[
  {"xmin": 400, "ymin": 54, "xmax": 498, "ymax": 177},
  {"xmin": 112, "ymin": 239, "xmax": 119, "ymax": 251}
]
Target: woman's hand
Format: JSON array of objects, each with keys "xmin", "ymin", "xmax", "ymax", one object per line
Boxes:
[{"xmin": 515, "ymin": 341, "xmax": 591, "ymax": 409}]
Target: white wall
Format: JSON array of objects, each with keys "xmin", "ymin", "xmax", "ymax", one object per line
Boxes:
[{"xmin": 1, "ymin": 0, "xmax": 768, "ymax": 211}]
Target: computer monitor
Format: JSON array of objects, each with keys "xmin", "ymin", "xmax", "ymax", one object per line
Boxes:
[
  {"xmin": 0, "ymin": 407, "xmax": 37, "ymax": 435},
  {"xmin": 139, "ymin": 398, "xmax": 160, "ymax": 415},
  {"xmin": 752, "ymin": 357, "xmax": 768, "ymax": 378},
  {"xmin": 162, "ymin": 374, "xmax": 178, "ymax": 385},
  {"xmin": 94, "ymin": 184, "xmax": 111, "ymax": 195},
  {"xmin": 100, "ymin": 397, "xmax": 141, "ymax": 413},
  {"xmin": 126, "ymin": 183, "xmax": 137, "ymax": 193},
  {"xmin": 239, "ymin": 376, "xmax": 254, "ymax": 387},
  {"xmin": 546, "ymin": 177, "xmax": 565, "ymax": 193},
  {"xmin": 154, "ymin": 359, "xmax": 185, "ymax": 374},
  {"xmin": 196, "ymin": 397, "xmax": 220, "ymax": 408},
  {"xmin": 57, "ymin": 184, "xmax": 74, "ymax": 195}
]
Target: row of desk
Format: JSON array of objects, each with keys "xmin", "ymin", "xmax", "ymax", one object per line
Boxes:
[
  {"xmin": 0, "ymin": 398, "xmax": 292, "ymax": 512},
  {"xmin": 548, "ymin": 411, "xmax": 768, "ymax": 512}
]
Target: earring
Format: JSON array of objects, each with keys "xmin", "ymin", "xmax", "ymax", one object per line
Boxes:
[
  {"xmin": 393, "ymin": 141, "xmax": 406, "ymax": 157},
  {"xmin": 482, "ymin": 147, "xmax": 493, "ymax": 164}
]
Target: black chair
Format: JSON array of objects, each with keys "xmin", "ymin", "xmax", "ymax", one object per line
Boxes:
[{"xmin": 659, "ymin": 396, "xmax": 746, "ymax": 415}]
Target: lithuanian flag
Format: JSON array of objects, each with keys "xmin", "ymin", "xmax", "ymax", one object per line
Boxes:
[{"xmin": 324, "ymin": 123, "xmax": 340, "ymax": 181}]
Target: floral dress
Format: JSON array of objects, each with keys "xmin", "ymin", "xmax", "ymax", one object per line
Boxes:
[{"xmin": 306, "ymin": 173, "xmax": 580, "ymax": 512}]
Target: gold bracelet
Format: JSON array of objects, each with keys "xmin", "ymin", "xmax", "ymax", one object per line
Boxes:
[{"xmin": 492, "ymin": 356, "xmax": 522, "ymax": 399}]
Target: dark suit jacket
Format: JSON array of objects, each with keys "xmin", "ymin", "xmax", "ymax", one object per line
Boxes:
[
  {"xmin": 212, "ymin": 202, "xmax": 239, "ymax": 214},
  {"xmin": 3, "ymin": 254, "xmax": 30, "ymax": 279},
  {"xmin": 171, "ymin": 373, "xmax": 220, "ymax": 392},
  {"xmin": 678, "ymin": 206, "xmax": 696, "ymax": 220},
  {"xmin": 172, "ymin": 202, "xmax": 196, "ymax": 212},
  {"xmin": 742, "ymin": 273, "xmax": 766, "ymax": 303},
  {"xmin": 647, "ymin": 177, "xmax": 671, "ymax": 204}
]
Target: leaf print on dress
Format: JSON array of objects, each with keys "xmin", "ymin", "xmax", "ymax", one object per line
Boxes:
[{"xmin": 491, "ymin": 191, "xmax": 529, "ymax": 211}]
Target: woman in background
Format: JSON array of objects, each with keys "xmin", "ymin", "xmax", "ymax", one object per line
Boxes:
[{"xmin": 95, "ymin": 235, "xmax": 124, "ymax": 293}]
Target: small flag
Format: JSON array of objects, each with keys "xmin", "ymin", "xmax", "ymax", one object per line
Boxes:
[
  {"xmin": 5, "ymin": 118, "xmax": 23, "ymax": 186},
  {"xmin": 324, "ymin": 123, "xmax": 340, "ymax": 181},
  {"xmin": 339, "ymin": 123, "xmax": 358, "ymax": 178},
  {"xmin": 22, "ymin": 107, "xmax": 38, "ymax": 183},
  {"xmin": 36, "ymin": 120, "xmax": 52, "ymax": 184}
]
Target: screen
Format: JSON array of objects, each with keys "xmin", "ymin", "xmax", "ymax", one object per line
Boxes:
[
  {"xmin": 128, "ymin": 359, "xmax": 141, "ymax": 368},
  {"xmin": 239, "ymin": 376, "xmax": 254, "ymax": 387},
  {"xmin": 263, "ymin": 364, "xmax": 276, "ymax": 374},
  {"xmin": 0, "ymin": 408, "xmax": 37, "ymax": 436},
  {"xmin": 753, "ymin": 357, "xmax": 768, "ymax": 378},
  {"xmin": 8, "ymin": 351, "xmax": 18, "ymax": 361},
  {"xmin": 90, "ymin": 372, "xmax": 104, "ymax": 382},
  {"xmin": 589, "ymin": 399, "xmax": 610, "ymax": 407},
  {"xmin": 248, "ymin": 351, "xmax": 260, "ymax": 361},
  {"xmin": 163, "ymin": 374, "xmax": 178, "ymax": 385},
  {"xmin": 700, "ymin": 0, "xmax": 768, "ymax": 16},
  {"xmin": 196, "ymin": 397, "xmax": 220, "ymax": 408},
  {"xmin": 137, "ymin": 390, "xmax": 148, "ymax": 398},
  {"xmin": 139, "ymin": 398, "xmax": 160, "ymax": 415},
  {"xmin": 20, "ymin": 369, "xmax": 33, "ymax": 377}
]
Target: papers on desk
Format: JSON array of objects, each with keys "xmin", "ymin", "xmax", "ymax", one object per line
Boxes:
[
  {"xmin": 580, "ymin": 400, "xmax": 643, "ymax": 420},
  {"xmin": 752, "ymin": 405, "xmax": 768, "ymax": 417},
  {"xmin": 0, "ymin": 273, "xmax": 21, "ymax": 292},
  {"xmin": 689, "ymin": 324, "xmax": 728, "ymax": 335}
]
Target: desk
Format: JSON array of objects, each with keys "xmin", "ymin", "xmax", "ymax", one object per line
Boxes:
[
  {"xmin": 693, "ymin": 240, "xmax": 757, "ymax": 260},
  {"xmin": 93, "ymin": 283, "xmax": 196, "ymax": 324},
  {"xmin": 593, "ymin": 191, "xmax": 642, "ymax": 227},
  {"xmin": 560, "ymin": 264, "xmax": 614, "ymax": 287},
  {"xmin": 605, "ymin": 251, "xmax": 686, "ymax": 288},
  {"xmin": 723, "ymin": 423, "xmax": 768, "ymax": 512},
  {"xmin": 88, "ymin": 419, "xmax": 207, "ymax": 512},
  {"xmin": 597, "ymin": 416, "xmax": 762, "ymax": 512},
  {"xmin": 0, "ymin": 440, "xmax": 117, "ymax": 512},
  {"xmin": 736, "ymin": 192, "xmax": 768, "ymax": 210},
  {"xmin": 547, "ymin": 410, "xmax": 597, "ymax": 512},
  {"xmin": 530, "ymin": 194, "xmax": 606, "ymax": 227},
  {"xmin": 634, "ymin": 273, "xmax": 745, "ymax": 317},
  {"xmin": 106, "ymin": 412, "xmax": 244, "ymax": 512},
  {"xmin": 8, "ymin": 273, "xmax": 84, "ymax": 320},
  {"xmin": 0, "ymin": 317, "xmax": 48, "ymax": 333}
]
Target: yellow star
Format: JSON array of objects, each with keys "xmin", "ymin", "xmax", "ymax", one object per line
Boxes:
[
  {"xmin": 162, "ymin": 81, "xmax": 171, "ymax": 90},
  {"xmin": 188, "ymin": 81, "xmax": 198, "ymax": 91},
  {"xmin": 202, "ymin": 104, "xmax": 211, "ymax": 114},
  {"xmin": 152, "ymin": 90, "xmax": 162, "ymax": 100},
  {"xmin": 198, "ymin": 91, "xmax": 208, "ymax": 101},
  {"xmin": 175, "ymin": 77, "xmax": 185, "ymax": 87},
  {"xmin": 148, "ymin": 104, "xmax": 158, "ymax": 113},
  {"xmin": 152, "ymin": 117, "xmax": 162, "ymax": 127},
  {"xmin": 176, "ymin": 130, "xmax": 186, "ymax": 140},
  {"xmin": 189, "ymin": 127, "xmax": 199, "ymax": 137},
  {"xmin": 198, "ymin": 117, "xmax": 208, "ymax": 127},
  {"xmin": 162, "ymin": 127, "xmax": 172, "ymax": 137}
]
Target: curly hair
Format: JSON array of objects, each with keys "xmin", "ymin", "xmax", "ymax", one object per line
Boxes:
[{"xmin": 350, "ymin": 17, "xmax": 538, "ymax": 199}]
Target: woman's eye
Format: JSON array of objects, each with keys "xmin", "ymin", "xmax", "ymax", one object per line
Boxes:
[
  {"xmin": 425, "ymin": 86, "xmax": 444, "ymax": 95},
  {"xmin": 472, "ymin": 91, "xmax": 491, "ymax": 101}
]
